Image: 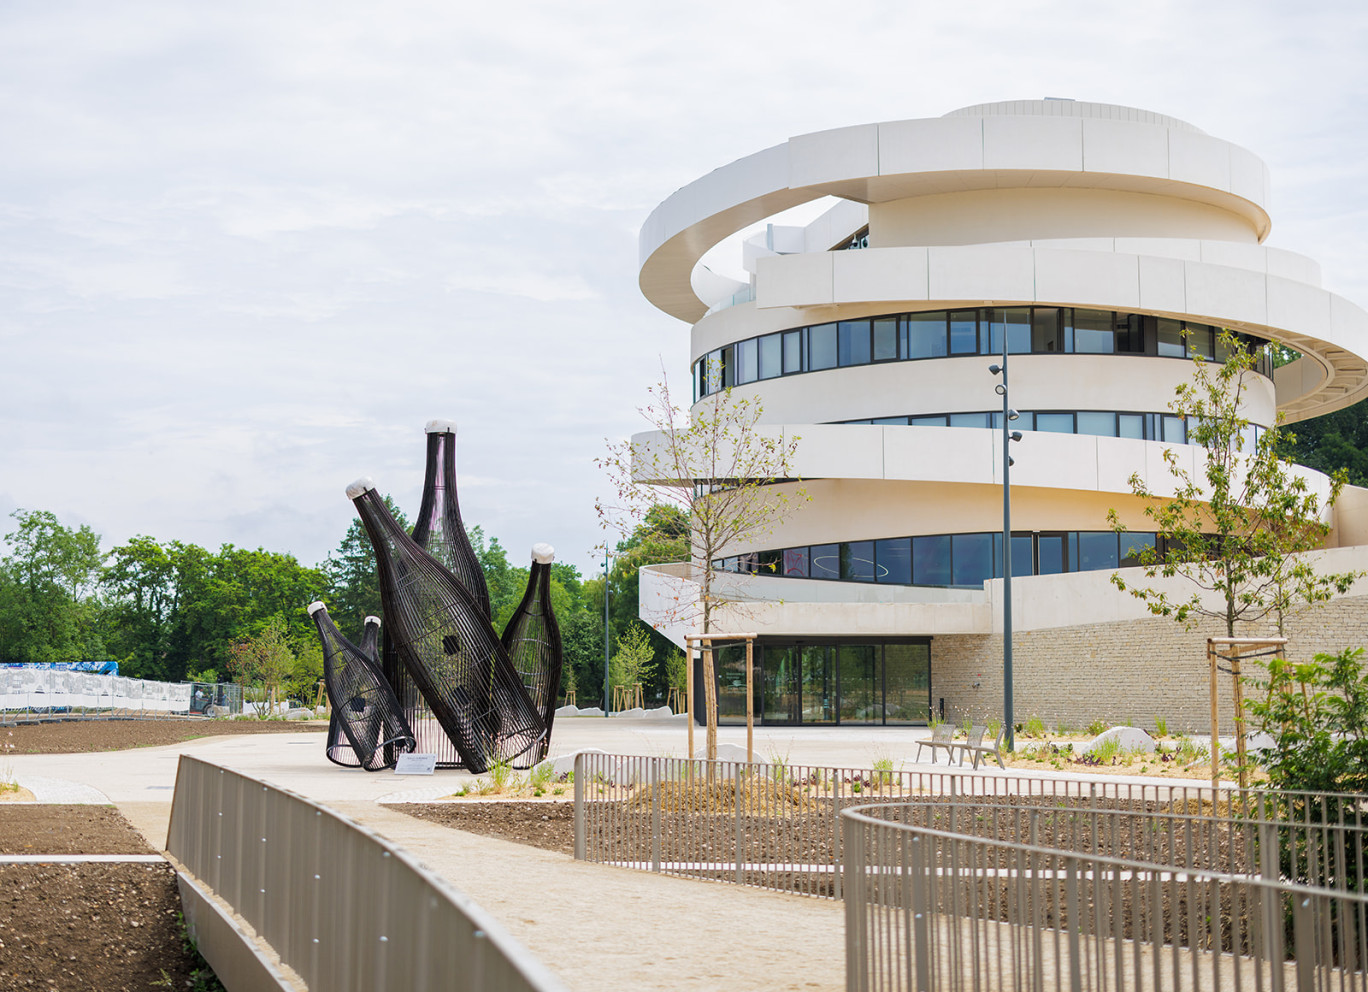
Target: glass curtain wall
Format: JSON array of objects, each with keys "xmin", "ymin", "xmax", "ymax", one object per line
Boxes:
[{"xmin": 709, "ymin": 640, "xmax": 931, "ymax": 727}]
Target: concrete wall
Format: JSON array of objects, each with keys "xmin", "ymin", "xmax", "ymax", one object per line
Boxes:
[
  {"xmin": 871, "ymin": 188, "xmax": 1259, "ymax": 248},
  {"xmin": 933, "ymin": 593, "xmax": 1368, "ymax": 735}
]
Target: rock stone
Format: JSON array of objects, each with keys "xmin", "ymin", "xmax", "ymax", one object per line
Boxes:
[{"xmin": 1084, "ymin": 726, "xmax": 1156, "ymax": 755}]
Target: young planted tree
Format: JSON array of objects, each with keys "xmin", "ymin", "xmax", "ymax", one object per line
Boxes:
[
  {"xmin": 608, "ymin": 623, "xmax": 658, "ymax": 708},
  {"xmin": 1111, "ymin": 331, "xmax": 1358, "ymax": 638},
  {"xmin": 597, "ymin": 373, "xmax": 802, "ymax": 757}
]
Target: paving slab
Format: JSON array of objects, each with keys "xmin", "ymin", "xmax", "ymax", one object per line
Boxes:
[{"xmin": 329, "ymin": 801, "xmax": 844, "ymax": 992}]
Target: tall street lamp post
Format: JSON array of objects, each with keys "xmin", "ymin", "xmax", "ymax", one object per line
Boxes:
[
  {"xmin": 603, "ymin": 552, "xmax": 613, "ymax": 718},
  {"xmin": 990, "ymin": 310, "xmax": 1023, "ymax": 752}
]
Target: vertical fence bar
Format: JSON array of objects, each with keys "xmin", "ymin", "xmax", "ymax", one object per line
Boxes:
[{"xmin": 573, "ymin": 753, "xmax": 585, "ymax": 861}]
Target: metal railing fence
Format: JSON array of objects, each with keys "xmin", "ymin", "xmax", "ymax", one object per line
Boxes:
[
  {"xmin": 573, "ymin": 753, "xmax": 1368, "ymax": 902},
  {"xmin": 168, "ymin": 756, "xmax": 568, "ymax": 992},
  {"xmin": 843, "ymin": 798, "xmax": 1368, "ymax": 992}
]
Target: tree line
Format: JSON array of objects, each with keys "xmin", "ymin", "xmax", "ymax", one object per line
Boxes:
[{"xmin": 0, "ymin": 500, "xmax": 686, "ymax": 710}]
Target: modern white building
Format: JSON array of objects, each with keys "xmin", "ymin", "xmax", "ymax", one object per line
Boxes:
[{"xmin": 635, "ymin": 100, "xmax": 1368, "ymax": 732}]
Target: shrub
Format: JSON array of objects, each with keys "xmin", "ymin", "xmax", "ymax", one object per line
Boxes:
[
  {"xmin": 1023, "ymin": 714, "xmax": 1046, "ymax": 738},
  {"xmin": 1248, "ymin": 647, "xmax": 1368, "ymax": 795},
  {"xmin": 1154, "ymin": 716, "xmax": 1169, "ymax": 738},
  {"xmin": 1086, "ymin": 718, "xmax": 1107, "ymax": 736}
]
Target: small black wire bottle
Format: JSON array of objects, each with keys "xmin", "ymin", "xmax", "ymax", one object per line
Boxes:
[
  {"xmin": 308, "ymin": 602, "xmax": 414, "ymax": 771},
  {"xmin": 500, "ymin": 544, "xmax": 564, "ymax": 765},
  {"xmin": 324, "ymin": 612, "xmax": 382, "ymax": 768},
  {"xmin": 347, "ymin": 476, "xmax": 545, "ymax": 773}
]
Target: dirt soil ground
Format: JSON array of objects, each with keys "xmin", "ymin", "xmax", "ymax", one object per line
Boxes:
[
  {"xmin": 2, "ymin": 716, "xmax": 324, "ymax": 754},
  {"xmin": 0, "ymin": 806, "xmax": 220, "ymax": 991},
  {"xmin": 392, "ymin": 801, "xmax": 575, "ymax": 855},
  {"xmin": 0, "ymin": 806, "xmax": 154, "ymax": 855}
]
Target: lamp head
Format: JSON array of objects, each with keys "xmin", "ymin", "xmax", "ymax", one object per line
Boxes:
[{"xmin": 988, "ymin": 364, "xmax": 1002, "ymax": 375}]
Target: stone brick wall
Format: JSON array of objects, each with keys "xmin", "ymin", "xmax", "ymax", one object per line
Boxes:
[{"xmin": 933, "ymin": 595, "xmax": 1368, "ymax": 734}]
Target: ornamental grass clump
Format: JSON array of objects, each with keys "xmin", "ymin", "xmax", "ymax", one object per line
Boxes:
[{"xmin": 633, "ymin": 777, "xmax": 820, "ymax": 814}]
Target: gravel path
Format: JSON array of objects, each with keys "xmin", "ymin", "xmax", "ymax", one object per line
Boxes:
[{"xmin": 335, "ymin": 800, "xmax": 844, "ymax": 992}]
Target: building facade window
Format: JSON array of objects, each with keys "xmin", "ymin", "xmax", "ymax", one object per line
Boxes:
[
  {"xmin": 709, "ymin": 639, "xmax": 931, "ymax": 727},
  {"xmin": 715, "ymin": 529, "xmax": 1169, "ymax": 588},
  {"xmin": 692, "ymin": 306, "xmax": 1273, "ymax": 400},
  {"xmin": 836, "ymin": 409, "xmax": 1264, "ymax": 448}
]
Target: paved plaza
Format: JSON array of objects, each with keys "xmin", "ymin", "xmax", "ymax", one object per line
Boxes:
[{"xmin": 5, "ymin": 717, "xmax": 1215, "ymax": 991}]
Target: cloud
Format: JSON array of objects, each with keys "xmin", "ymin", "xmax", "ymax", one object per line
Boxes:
[{"xmin": 0, "ymin": 0, "xmax": 1365, "ymax": 577}]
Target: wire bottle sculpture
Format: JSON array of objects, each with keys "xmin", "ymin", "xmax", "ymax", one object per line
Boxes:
[
  {"xmin": 309, "ymin": 603, "xmax": 415, "ymax": 771},
  {"xmin": 348, "ymin": 477, "xmax": 546, "ymax": 773},
  {"xmin": 411, "ymin": 420, "xmax": 490, "ymax": 616},
  {"xmin": 501, "ymin": 544, "xmax": 564, "ymax": 765},
  {"xmin": 383, "ymin": 420, "xmax": 488, "ymax": 767},
  {"xmin": 324, "ymin": 613, "xmax": 383, "ymax": 768}
]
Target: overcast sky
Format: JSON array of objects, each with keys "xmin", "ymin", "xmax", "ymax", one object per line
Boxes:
[{"xmin": 2, "ymin": 0, "xmax": 1367, "ymax": 579}]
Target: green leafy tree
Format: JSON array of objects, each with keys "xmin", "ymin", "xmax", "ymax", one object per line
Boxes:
[
  {"xmin": 608, "ymin": 623, "xmax": 658, "ymax": 706},
  {"xmin": 1247, "ymin": 647, "xmax": 1368, "ymax": 892},
  {"xmin": 1111, "ymin": 332, "xmax": 1359, "ymax": 638},
  {"xmin": 0, "ymin": 510, "xmax": 106, "ymax": 665},
  {"xmin": 103, "ymin": 536, "xmax": 177, "ymax": 677},
  {"xmin": 597, "ymin": 375, "xmax": 802, "ymax": 757},
  {"xmin": 1249, "ymin": 647, "xmax": 1368, "ymax": 795},
  {"xmin": 467, "ymin": 525, "xmax": 525, "ymax": 630},
  {"xmin": 560, "ymin": 597, "xmax": 605, "ymax": 707},
  {"xmin": 1281, "ymin": 395, "xmax": 1368, "ymax": 487}
]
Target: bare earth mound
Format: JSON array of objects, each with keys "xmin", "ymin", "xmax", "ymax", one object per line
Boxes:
[
  {"xmin": 0, "ymin": 806, "xmax": 219, "ymax": 991},
  {"xmin": 3, "ymin": 716, "xmax": 324, "ymax": 754},
  {"xmin": 0, "ymin": 805, "xmax": 155, "ymax": 855},
  {"xmin": 391, "ymin": 801, "xmax": 575, "ymax": 855}
]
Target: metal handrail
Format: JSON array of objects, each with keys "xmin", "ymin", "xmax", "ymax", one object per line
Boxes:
[
  {"xmin": 168, "ymin": 755, "xmax": 569, "ymax": 992},
  {"xmin": 573, "ymin": 751, "xmax": 1368, "ymax": 902},
  {"xmin": 842, "ymin": 799, "xmax": 1368, "ymax": 992}
]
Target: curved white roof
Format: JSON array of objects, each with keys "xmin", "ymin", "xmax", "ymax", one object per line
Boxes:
[{"xmin": 640, "ymin": 101, "xmax": 1368, "ymax": 421}]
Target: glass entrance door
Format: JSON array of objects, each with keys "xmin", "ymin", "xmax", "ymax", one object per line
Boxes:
[
  {"xmin": 761, "ymin": 644, "xmax": 800, "ymax": 724},
  {"xmin": 800, "ymin": 645, "xmax": 835, "ymax": 724},
  {"xmin": 883, "ymin": 643, "xmax": 931, "ymax": 723},
  {"xmin": 838, "ymin": 645, "xmax": 879, "ymax": 724}
]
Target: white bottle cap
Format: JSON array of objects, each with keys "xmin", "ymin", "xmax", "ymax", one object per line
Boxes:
[
  {"xmin": 425, "ymin": 419, "xmax": 457, "ymax": 435},
  {"xmin": 345, "ymin": 476, "xmax": 375, "ymax": 499},
  {"xmin": 532, "ymin": 543, "xmax": 555, "ymax": 564},
  {"xmin": 307, "ymin": 601, "xmax": 327, "ymax": 616},
  {"xmin": 364, "ymin": 615, "xmax": 382, "ymax": 627}
]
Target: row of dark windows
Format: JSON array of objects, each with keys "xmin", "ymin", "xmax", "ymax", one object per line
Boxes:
[
  {"xmin": 713, "ymin": 529, "xmax": 1167, "ymax": 589},
  {"xmin": 836, "ymin": 409, "xmax": 1265, "ymax": 448},
  {"xmin": 693, "ymin": 307, "xmax": 1273, "ymax": 400}
]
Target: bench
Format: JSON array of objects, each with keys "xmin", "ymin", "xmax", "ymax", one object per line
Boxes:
[
  {"xmin": 915, "ymin": 722, "xmax": 956, "ymax": 764},
  {"xmin": 950, "ymin": 725, "xmax": 1006, "ymax": 770}
]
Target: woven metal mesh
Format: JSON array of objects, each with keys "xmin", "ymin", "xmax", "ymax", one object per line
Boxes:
[
  {"xmin": 385, "ymin": 427, "xmax": 487, "ymax": 768},
  {"xmin": 412, "ymin": 429, "xmax": 490, "ymax": 617},
  {"xmin": 326, "ymin": 616, "xmax": 387, "ymax": 768},
  {"xmin": 501, "ymin": 559, "xmax": 563, "ymax": 765},
  {"xmin": 311, "ymin": 605, "xmax": 415, "ymax": 771},
  {"xmin": 353, "ymin": 486, "xmax": 545, "ymax": 774}
]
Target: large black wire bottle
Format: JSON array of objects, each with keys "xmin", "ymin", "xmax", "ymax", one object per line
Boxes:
[
  {"xmin": 500, "ymin": 544, "xmax": 564, "ymax": 764},
  {"xmin": 411, "ymin": 419, "xmax": 490, "ymax": 616},
  {"xmin": 384, "ymin": 419, "xmax": 489, "ymax": 767},
  {"xmin": 309, "ymin": 603, "xmax": 414, "ymax": 771},
  {"xmin": 348, "ymin": 477, "xmax": 544, "ymax": 773}
]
